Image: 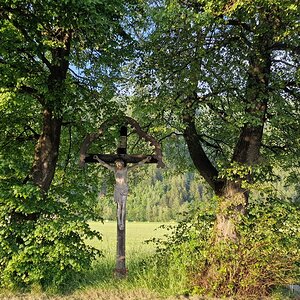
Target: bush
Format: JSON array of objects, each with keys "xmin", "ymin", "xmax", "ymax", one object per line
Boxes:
[
  {"xmin": 148, "ymin": 198, "xmax": 300, "ymax": 298},
  {"xmin": 141, "ymin": 200, "xmax": 216, "ymax": 296},
  {"xmin": 0, "ymin": 179, "xmax": 102, "ymax": 292}
]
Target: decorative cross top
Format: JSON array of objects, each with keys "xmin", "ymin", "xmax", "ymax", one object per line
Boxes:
[
  {"xmin": 79, "ymin": 117, "xmax": 164, "ymax": 278},
  {"xmin": 80, "ymin": 116, "xmax": 164, "ymax": 168}
]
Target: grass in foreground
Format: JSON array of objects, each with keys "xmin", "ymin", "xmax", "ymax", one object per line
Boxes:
[
  {"xmin": 82, "ymin": 221, "xmax": 178, "ymax": 292},
  {"xmin": 1, "ymin": 221, "xmax": 297, "ymax": 300},
  {"xmin": 0, "ymin": 221, "xmax": 176, "ymax": 300}
]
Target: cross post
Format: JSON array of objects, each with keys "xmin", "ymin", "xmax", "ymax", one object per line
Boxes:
[{"xmin": 84, "ymin": 125, "xmax": 158, "ymax": 278}]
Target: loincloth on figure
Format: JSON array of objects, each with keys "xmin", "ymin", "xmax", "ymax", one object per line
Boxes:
[{"xmin": 114, "ymin": 184, "xmax": 129, "ymax": 204}]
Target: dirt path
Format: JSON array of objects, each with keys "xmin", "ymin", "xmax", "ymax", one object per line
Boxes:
[{"xmin": 0, "ymin": 290, "xmax": 211, "ymax": 300}]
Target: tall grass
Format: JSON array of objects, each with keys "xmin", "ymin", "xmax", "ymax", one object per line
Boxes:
[
  {"xmin": 81, "ymin": 221, "xmax": 189, "ymax": 297},
  {"xmin": 73, "ymin": 221, "xmax": 181, "ymax": 294},
  {"xmin": 1, "ymin": 221, "xmax": 297, "ymax": 299},
  {"xmin": 0, "ymin": 221, "xmax": 175, "ymax": 299}
]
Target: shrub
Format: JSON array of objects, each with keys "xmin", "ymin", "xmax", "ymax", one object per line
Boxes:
[
  {"xmin": 149, "ymin": 198, "xmax": 300, "ymax": 298},
  {"xmin": 141, "ymin": 200, "xmax": 216, "ymax": 296},
  {"xmin": 0, "ymin": 180, "xmax": 102, "ymax": 292}
]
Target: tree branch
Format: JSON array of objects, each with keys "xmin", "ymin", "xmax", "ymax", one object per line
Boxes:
[
  {"xmin": 158, "ymin": 132, "xmax": 183, "ymax": 143},
  {"xmin": 183, "ymin": 112, "xmax": 221, "ymax": 192},
  {"xmin": 24, "ymin": 125, "xmax": 40, "ymax": 140},
  {"xmin": 18, "ymin": 85, "xmax": 45, "ymax": 105},
  {"xmin": 270, "ymin": 43, "xmax": 300, "ymax": 54},
  {"xmin": 125, "ymin": 116, "xmax": 165, "ymax": 168},
  {"xmin": 225, "ymin": 19, "xmax": 252, "ymax": 32},
  {"xmin": 262, "ymin": 143, "xmax": 287, "ymax": 154},
  {"xmin": 1, "ymin": 5, "xmax": 53, "ymax": 70},
  {"xmin": 63, "ymin": 125, "xmax": 72, "ymax": 174}
]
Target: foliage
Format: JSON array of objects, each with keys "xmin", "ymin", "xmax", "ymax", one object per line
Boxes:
[
  {"xmin": 147, "ymin": 198, "xmax": 300, "ymax": 298},
  {"xmin": 128, "ymin": 0, "xmax": 300, "ymax": 271},
  {"xmin": 0, "ymin": 212, "xmax": 101, "ymax": 291},
  {"xmin": 0, "ymin": 83, "xmax": 105, "ymax": 289},
  {"xmin": 0, "ymin": 0, "xmax": 300, "ymax": 296},
  {"xmin": 132, "ymin": 0, "xmax": 300, "ymax": 189},
  {"xmin": 0, "ymin": 0, "xmax": 140, "ymax": 290},
  {"xmin": 0, "ymin": 154, "xmax": 102, "ymax": 290},
  {"xmin": 0, "ymin": 221, "xmax": 171, "ymax": 298},
  {"xmin": 141, "ymin": 199, "xmax": 215, "ymax": 295}
]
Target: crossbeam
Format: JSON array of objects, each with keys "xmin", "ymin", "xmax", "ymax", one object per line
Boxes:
[{"xmin": 84, "ymin": 154, "xmax": 158, "ymax": 164}]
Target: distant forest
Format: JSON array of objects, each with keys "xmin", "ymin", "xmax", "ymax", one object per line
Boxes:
[
  {"xmin": 95, "ymin": 166, "xmax": 212, "ymax": 222},
  {"xmin": 94, "ymin": 162, "xmax": 300, "ymax": 222}
]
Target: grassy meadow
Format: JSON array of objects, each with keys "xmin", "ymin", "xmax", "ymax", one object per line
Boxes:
[
  {"xmin": 83, "ymin": 221, "xmax": 178, "ymax": 292},
  {"xmin": 0, "ymin": 221, "xmax": 180, "ymax": 300},
  {"xmin": 88, "ymin": 221, "xmax": 171, "ymax": 257},
  {"xmin": 0, "ymin": 221, "xmax": 297, "ymax": 300}
]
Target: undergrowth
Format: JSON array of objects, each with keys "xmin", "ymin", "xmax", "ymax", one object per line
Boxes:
[
  {"xmin": 0, "ymin": 198, "xmax": 299, "ymax": 300},
  {"xmin": 141, "ymin": 198, "xmax": 300, "ymax": 299}
]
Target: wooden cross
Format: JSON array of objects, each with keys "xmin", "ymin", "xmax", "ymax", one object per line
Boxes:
[{"xmin": 80, "ymin": 120, "xmax": 164, "ymax": 278}]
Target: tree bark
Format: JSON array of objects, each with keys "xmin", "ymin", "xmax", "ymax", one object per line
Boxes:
[
  {"xmin": 214, "ymin": 180, "xmax": 248, "ymax": 241},
  {"xmin": 11, "ymin": 110, "xmax": 62, "ymax": 223},
  {"xmin": 183, "ymin": 114, "xmax": 221, "ymax": 192},
  {"xmin": 31, "ymin": 109, "xmax": 62, "ymax": 193},
  {"xmin": 30, "ymin": 31, "xmax": 71, "ymax": 194}
]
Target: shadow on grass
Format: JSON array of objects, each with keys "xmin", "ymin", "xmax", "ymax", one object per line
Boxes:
[
  {"xmin": 0, "ymin": 256, "xmax": 163, "ymax": 300},
  {"xmin": 78, "ymin": 255, "xmax": 150, "ymax": 290},
  {"xmin": 67, "ymin": 253, "xmax": 151, "ymax": 294}
]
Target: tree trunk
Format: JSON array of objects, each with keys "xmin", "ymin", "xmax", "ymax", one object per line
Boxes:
[
  {"xmin": 31, "ymin": 108, "xmax": 62, "ymax": 193},
  {"xmin": 214, "ymin": 121, "xmax": 267, "ymax": 240},
  {"xmin": 10, "ymin": 26, "xmax": 70, "ymax": 225},
  {"xmin": 214, "ymin": 180, "xmax": 249, "ymax": 241},
  {"xmin": 183, "ymin": 33, "xmax": 271, "ymax": 241},
  {"xmin": 30, "ymin": 32, "xmax": 71, "ymax": 194}
]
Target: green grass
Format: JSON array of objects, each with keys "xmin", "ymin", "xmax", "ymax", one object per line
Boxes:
[
  {"xmin": 0, "ymin": 221, "xmax": 175, "ymax": 300},
  {"xmin": 80, "ymin": 222, "xmax": 300, "ymax": 300},
  {"xmin": 83, "ymin": 221, "xmax": 174, "ymax": 289},
  {"xmin": 1, "ymin": 221, "xmax": 297, "ymax": 300},
  {"xmin": 79, "ymin": 221, "xmax": 190, "ymax": 298},
  {"xmin": 88, "ymin": 221, "xmax": 172, "ymax": 257},
  {"xmin": 65, "ymin": 221, "xmax": 178, "ymax": 296}
]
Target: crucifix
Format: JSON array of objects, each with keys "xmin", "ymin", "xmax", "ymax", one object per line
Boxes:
[{"xmin": 80, "ymin": 117, "xmax": 164, "ymax": 278}]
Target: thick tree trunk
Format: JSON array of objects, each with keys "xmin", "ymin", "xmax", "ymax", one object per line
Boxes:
[
  {"xmin": 31, "ymin": 108, "xmax": 62, "ymax": 193},
  {"xmin": 10, "ymin": 26, "xmax": 70, "ymax": 225},
  {"xmin": 30, "ymin": 32, "xmax": 71, "ymax": 194},
  {"xmin": 214, "ymin": 124, "xmax": 266, "ymax": 240},
  {"xmin": 214, "ymin": 180, "xmax": 248, "ymax": 241},
  {"xmin": 12, "ymin": 109, "xmax": 62, "ymax": 223}
]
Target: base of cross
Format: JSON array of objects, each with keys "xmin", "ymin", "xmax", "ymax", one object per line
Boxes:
[
  {"xmin": 84, "ymin": 153, "xmax": 158, "ymax": 164},
  {"xmin": 114, "ymin": 268, "xmax": 128, "ymax": 278}
]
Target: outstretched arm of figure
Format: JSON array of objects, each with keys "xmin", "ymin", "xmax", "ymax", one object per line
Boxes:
[
  {"xmin": 93, "ymin": 155, "xmax": 114, "ymax": 171},
  {"xmin": 128, "ymin": 156, "xmax": 152, "ymax": 171}
]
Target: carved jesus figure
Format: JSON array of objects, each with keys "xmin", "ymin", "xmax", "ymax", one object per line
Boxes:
[{"xmin": 93, "ymin": 155, "xmax": 151, "ymax": 230}]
